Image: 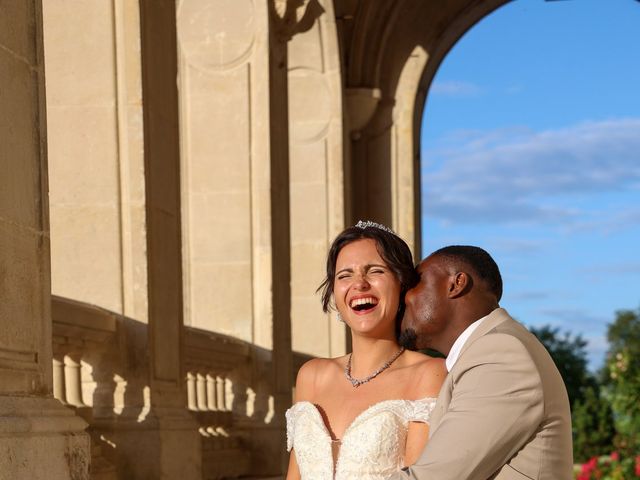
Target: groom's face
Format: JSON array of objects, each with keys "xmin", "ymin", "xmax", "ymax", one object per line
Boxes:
[{"xmin": 400, "ymin": 256, "xmax": 450, "ymax": 350}]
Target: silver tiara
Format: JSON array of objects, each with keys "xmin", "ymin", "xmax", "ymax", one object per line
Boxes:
[{"xmin": 355, "ymin": 220, "xmax": 395, "ymax": 234}]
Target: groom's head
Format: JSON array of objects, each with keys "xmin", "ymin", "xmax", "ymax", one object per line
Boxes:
[{"xmin": 399, "ymin": 245, "xmax": 502, "ymax": 355}]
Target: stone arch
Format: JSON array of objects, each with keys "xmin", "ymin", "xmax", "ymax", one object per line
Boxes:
[{"xmin": 342, "ymin": 0, "xmax": 509, "ymax": 254}]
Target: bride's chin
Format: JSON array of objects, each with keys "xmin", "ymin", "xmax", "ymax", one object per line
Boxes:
[{"xmin": 350, "ymin": 320, "xmax": 396, "ymax": 338}]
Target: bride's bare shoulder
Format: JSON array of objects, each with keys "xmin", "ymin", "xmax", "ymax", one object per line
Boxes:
[
  {"xmin": 294, "ymin": 356, "xmax": 347, "ymax": 400},
  {"xmin": 297, "ymin": 356, "xmax": 345, "ymax": 379},
  {"xmin": 402, "ymin": 351, "xmax": 447, "ymax": 397},
  {"xmin": 402, "ymin": 350, "xmax": 443, "ymax": 367}
]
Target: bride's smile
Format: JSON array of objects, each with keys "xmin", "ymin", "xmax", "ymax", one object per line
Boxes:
[{"xmin": 349, "ymin": 295, "xmax": 379, "ymax": 314}]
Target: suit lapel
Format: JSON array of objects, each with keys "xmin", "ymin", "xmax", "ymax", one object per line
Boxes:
[
  {"xmin": 430, "ymin": 309, "xmax": 512, "ymax": 438},
  {"xmin": 455, "ymin": 307, "xmax": 510, "ymax": 364}
]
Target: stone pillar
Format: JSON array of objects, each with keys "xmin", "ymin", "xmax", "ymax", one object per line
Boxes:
[
  {"xmin": 287, "ymin": 0, "xmax": 346, "ymax": 359},
  {"xmin": 389, "ymin": 46, "xmax": 429, "ymax": 256},
  {"xmin": 0, "ymin": 1, "xmax": 89, "ymax": 478},
  {"xmin": 115, "ymin": 1, "xmax": 201, "ymax": 478},
  {"xmin": 266, "ymin": 2, "xmax": 294, "ymax": 473},
  {"xmin": 175, "ymin": 0, "xmax": 297, "ymax": 474}
]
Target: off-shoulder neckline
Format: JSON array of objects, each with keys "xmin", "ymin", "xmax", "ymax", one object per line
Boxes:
[{"xmin": 288, "ymin": 396, "xmax": 436, "ymax": 442}]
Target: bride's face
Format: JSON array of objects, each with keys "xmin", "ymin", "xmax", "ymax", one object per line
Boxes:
[{"xmin": 333, "ymin": 238, "xmax": 401, "ymax": 337}]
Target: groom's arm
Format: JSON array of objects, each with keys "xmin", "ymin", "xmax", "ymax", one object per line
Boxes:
[{"xmin": 391, "ymin": 333, "xmax": 544, "ymax": 480}]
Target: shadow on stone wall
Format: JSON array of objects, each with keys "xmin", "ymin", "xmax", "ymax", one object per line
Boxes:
[{"xmin": 52, "ymin": 295, "xmax": 302, "ymax": 479}]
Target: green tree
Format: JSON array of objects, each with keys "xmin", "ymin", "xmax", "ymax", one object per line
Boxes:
[
  {"xmin": 604, "ymin": 307, "xmax": 640, "ymax": 357},
  {"xmin": 529, "ymin": 325, "xmax": 618, "ymax": 463},
  {"xmin": 529, "ymin": 325, "xmax": 592, "ymax": 409},
  {"xmin": 572, "ymin": 385, "xmax": 615, "ymax": 462},
  {"xmin": 602, "ymin": 307, "xmax": 640, "ymax": 456}
]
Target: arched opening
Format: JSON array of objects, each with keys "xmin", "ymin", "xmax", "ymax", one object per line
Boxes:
[{"xmin": 419, "ymin": 0, "xmax": 640, "ymax": 371}]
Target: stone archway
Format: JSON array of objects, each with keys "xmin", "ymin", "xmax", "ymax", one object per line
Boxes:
[{"xmin": 338, "ymin": 0, "xmax": 509, "ymax": 255}]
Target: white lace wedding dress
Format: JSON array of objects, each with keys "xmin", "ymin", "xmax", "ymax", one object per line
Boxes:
[{"xmin": 286, "ymin": 397, "xmax": 437, "ymax": 479}]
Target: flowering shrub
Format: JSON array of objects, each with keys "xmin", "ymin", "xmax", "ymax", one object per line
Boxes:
[{"xmin": 574, "ymin": 452, "xmax": 640, "ymax": 479}]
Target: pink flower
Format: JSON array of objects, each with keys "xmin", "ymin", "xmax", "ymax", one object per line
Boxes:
[
  {"xmin": 577, "ymin": 457, "xmax": 599, "ymax": 479},
  {"xmin": 610, "ymin": 451, "xmax": 619, "ymax": 462}
]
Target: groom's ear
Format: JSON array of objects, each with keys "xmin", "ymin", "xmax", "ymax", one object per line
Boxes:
[{"xmin": 448, "ymin": 272, "xmax": 471, "ymax": 298}]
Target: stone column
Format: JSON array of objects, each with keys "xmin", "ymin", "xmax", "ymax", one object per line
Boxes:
[
  {"xmin": 108, "ymin": 1, "xmax": 201, "ymax": 478},
  {"xmin": 287, "ymin": 0, "xmax": 346, "ymax": 360},
  {"xmin": 174, "ymin": 1, "xmax": 297, "ymax": 474},
  {"xmin": 266, "ymin": 3, "xmax": 294, "ymax": 472},
  {"xmin": 0, "ymin": 1, "xmax": 89, "ymax": 478},
  {"xmin": 389, "ymin": 45, "xmax": 429, "ymax": 256}
]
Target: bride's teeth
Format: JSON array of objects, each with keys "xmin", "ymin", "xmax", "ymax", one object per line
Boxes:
[{"xmin": 350, "ymin": 297, "xmax": 378, "ymax": 308}]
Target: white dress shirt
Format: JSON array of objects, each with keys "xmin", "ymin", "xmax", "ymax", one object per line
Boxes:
[{"xmin": 445, "ymin": 314, "xmax": 489, "ymax": 372}]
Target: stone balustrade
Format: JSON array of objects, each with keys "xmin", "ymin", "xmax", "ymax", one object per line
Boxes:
[
  {"xmin": 52, "ymin": 296, "xmax": 117, "ymax": 407},
  {"xmin": 50, "ymin": 296, "xmax": 290, "ymax": 479},
  {"xmin": 184, "ymin": 327, "xmax": 253, "ymax": 478},
  {"xmin": 51, "ymin": 296, "xmax": 119, "ymax": 479}
]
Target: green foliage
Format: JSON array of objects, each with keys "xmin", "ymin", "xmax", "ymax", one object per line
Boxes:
[
  {"xmin": 572, "ymin": 385, "xmax": 615, "ymax": 463},
  {"xmin": 529, "ymin": 325, "xmax": 591, "ymax": 409},
  {"xmin": 605, "ymin": 307, "xmax": 640, "ymax": 360},
  {"xmin": 602, "ymin": 307, "xmax": 640, "ymax": 456},
  {"xmin": 529, "ymin": 324, "xmax": 617, "ymax": 462},
  {"xmin": 534, "ymin": 307, "xmax": 640, "ymax": 471}
]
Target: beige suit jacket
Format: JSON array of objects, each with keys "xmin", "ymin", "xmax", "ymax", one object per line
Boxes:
[{"xmin": 392, "ymin": 308, "xmax": 573, "ymax": 480}]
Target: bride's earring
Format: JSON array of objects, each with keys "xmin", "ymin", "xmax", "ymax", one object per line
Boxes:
[{"xmin": 336, "ymin": 311, "xmax": 345, "ymax": 323}]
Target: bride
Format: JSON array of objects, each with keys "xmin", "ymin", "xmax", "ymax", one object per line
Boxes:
[{"xmin": 286, "ymin": 221, "xmax": 447, "ymax": 479}]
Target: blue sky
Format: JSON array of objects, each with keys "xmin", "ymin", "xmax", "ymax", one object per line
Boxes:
[{"xmin": 420, "ymin": 0, "xmax": 640, "ymax": 370}]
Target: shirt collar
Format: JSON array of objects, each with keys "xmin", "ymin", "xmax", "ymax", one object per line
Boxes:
[{"xmin": 445, "ymin": 314, "xmax": 489, "ymax": 372}]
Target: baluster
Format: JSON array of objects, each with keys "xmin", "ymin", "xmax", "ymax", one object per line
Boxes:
[
  {"xmin": 206, "ymin": 374, "xmax": 217, "ymax": 411},
  {"xmin": 196, "ymin": 373, "xmax": 207, "ymax": 411},
  {"xmin": 64, "ymin": 355, "xmax": 85, "ymax": 407},
  {"xmin": 216, "ymin": 375, "xmax": 226, "ymax": 411},
  {"xmin": 186, "ymin": 372, "xmax": 197, "ymax": 411},
  {"xmin": 225, "ymin": 377, "xmax": 234, "ymax": 412},
  {"xmin": 52, "ymin": 356, "xmax": 67, "ymax": 404}
]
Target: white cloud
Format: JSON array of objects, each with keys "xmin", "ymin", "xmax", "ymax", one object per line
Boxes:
[
  {"xmin": 537, "ymin": 308, "xmax": 610, "ymax": 329},
  {"xmin": 429, "ymin": 80, "xmax": 482, "ymax": 97},
  {"xmin": 508, "ymin": 290, "xmax": 551, "ymax": 301},
  {"xmin": 578, "ymin": 262, "xmax": 640, "ymax": 276},
  {"xmin": 563, "ymin": 207, "xmax": 640, "ymax": 235},
  {"xmin": 422, "ymin": 118, "xmax": 640, "ymax": 226},
  {"xmin": 491, "ymin": 238, "xmax": 548, "ymax": 254}
]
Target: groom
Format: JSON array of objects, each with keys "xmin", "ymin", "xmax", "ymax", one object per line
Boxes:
[{"xmin": 393, "ymin": 246, "xmax": 573, "ymax": 479}]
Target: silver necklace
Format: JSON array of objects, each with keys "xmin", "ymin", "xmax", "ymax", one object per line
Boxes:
[{"xmin": 344, "ymin": 347, "xmax": 405, "ymax": 387}]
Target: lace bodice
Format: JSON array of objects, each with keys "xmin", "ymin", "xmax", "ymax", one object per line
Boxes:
[{"xmin": 286, "ymin": 397, "xmax": 436, "ymax": 479}]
